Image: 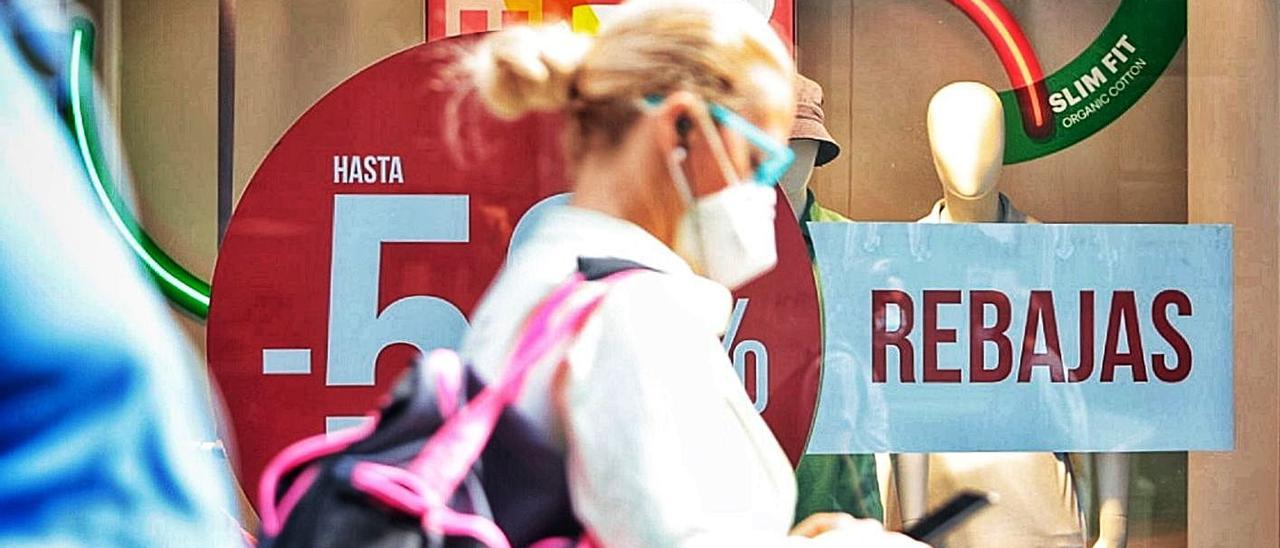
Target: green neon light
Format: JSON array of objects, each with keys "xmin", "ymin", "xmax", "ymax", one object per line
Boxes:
[{"xmin": 69, "ymin": 19, "xmax": 213, "ymax": 318}]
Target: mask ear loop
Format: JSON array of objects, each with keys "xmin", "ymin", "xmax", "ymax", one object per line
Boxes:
[
  {"xmin": 667, "ymin": 146, "xmax": 695, "ymax": 205},
  {"xmin": 642, "ymin": 95, "xmax": 743, "ymax": 197},
  {"xmin": 666, "ymin": 145, "xmax": 708, "ymax": 270}
]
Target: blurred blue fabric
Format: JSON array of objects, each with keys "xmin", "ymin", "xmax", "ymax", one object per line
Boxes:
[{"xmin": 0, "ymin": 4, "xmax": 238, "ymax": 546}]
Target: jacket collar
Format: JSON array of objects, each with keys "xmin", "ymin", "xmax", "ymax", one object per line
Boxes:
[
  {"xmin": 536, "ymin": 206, "xmax": 693, "ymax": 275},
  {"xmin": 919, "ymin": 192, "xmax": 1029, "ymax": 224},
  {"xmin": 532, "ymin": 205, "xmax": 733, "ymax": 335}
]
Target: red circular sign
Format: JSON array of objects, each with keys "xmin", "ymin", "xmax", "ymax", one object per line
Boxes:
[{"xmin": 208, "ymin": 36, "xmax": 821, "ymax": 498}]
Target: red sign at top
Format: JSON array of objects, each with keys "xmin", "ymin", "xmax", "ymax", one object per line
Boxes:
[{"xmin": 427, "ymin": 0, "xmax": 794, "ymax": 47}]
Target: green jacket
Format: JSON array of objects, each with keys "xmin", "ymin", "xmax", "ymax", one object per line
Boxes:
[{"xmin": 793, "ymin": 190, "xmax": 884, "ymax": 523}]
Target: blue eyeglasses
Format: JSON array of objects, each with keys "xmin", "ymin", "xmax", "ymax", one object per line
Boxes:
[{"xmin": 645, "ymin": 96, "xmax": 796, "ymax": 187}]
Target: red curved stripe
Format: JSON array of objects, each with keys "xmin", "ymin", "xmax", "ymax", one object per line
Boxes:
[{"xmin": 948, "ymin": 0, "xmax": 1054, "ymax": 139}]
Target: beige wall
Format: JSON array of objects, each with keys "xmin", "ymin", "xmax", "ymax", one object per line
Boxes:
[
  {"xmin": 116, "ymin": 0, "xmax": 220, "ymax": 348},
  {"xmin": 233, "ymin": 1, "xmax": 424, "ymax": 203},
  {"xmin": 797, "ymin": 0, "xmax": 1188, "ymax": 224},
  {"xmin": 1186, "ymin": 0, "xmax": 1280, "ymax": 545}
]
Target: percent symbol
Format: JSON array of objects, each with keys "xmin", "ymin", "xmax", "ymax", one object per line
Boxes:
[{"xmin": 722, "ymin": 298, "xmax": 770, "ymax": 413}]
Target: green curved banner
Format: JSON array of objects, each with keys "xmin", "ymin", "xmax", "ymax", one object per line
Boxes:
[
  {"xmin": 1000, "ymin": 0, "xmax": 1186, "ymax": 164},
  {"xmin": 68, "ymin": 19, "xmax": 213, "ymax": 318}
]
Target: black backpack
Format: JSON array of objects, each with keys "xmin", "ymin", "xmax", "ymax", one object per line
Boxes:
[{"xmin": 256, "ymin": 259, "xmax": 645, "ymax": 548}]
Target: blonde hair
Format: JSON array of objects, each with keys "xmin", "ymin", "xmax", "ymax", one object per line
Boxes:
[{"xmin": 461, "ymin": 0, "xmax": 794, "ymax": 149}]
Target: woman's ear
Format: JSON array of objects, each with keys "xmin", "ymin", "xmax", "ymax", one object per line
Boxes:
[{"xmin": 648, "ymin": 92, "xmax": 702, "ymax": 154}]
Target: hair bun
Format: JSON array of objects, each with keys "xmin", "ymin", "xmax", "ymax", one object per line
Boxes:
[{"xmin": 467, "ymin": 23, "xmax": 592, "ymax": 119}]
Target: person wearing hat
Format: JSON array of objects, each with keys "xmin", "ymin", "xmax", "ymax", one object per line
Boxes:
[
  {"xmin": 781, "ymin": 74, "xmax": 843, "ymax": 223},
  {"xmin": 783, "ymin": 74, "xmax": 885, "ymax": 525}
]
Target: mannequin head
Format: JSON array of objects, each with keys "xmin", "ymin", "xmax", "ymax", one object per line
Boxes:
[
  {"xmin": 926, "ymin": 81, "xmax": 1004, "ymax": 201},
  {"xmin": 780, "ymin": 139, "xmax": 819, "ymax": 219}
]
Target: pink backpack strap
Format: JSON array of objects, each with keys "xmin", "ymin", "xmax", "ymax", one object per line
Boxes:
[
  {"xmin": 264, "ymin": 268, "xmax": 638, "ymax": 545},
  {"xmin": 349, "ymin": 461, "xmax": 513, "ymax": 548},
  {"xmin": 258, "ymin": 413, "xmax": 379, "ymax": 536},
  {"xmin": 407, "ymin": 269, "xmax": 638, "ymax": 499}
]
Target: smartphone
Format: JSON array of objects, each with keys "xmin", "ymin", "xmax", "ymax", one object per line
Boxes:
[{"xmin": 901, "ymin": 490, "xmax": 994, "ymax": 544}]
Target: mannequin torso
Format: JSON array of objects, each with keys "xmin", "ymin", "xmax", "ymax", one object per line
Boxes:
[{"xmin": 890, "ymin": 82, "xmax": 1092, "ymax": 548}]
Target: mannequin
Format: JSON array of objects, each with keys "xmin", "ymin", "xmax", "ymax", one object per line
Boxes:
[
  {"xmin": 782, "ymin": 74, "xmax": 841, "ymax": 221},
  {"xmin": 896, "ymin": 82, "xmax": 1130, "ymax": 548}
]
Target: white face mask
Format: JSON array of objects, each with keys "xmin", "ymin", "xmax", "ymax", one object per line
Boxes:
[{"xmin": 667, "ymin": 148, "xmax": 779, "ymax": 289}]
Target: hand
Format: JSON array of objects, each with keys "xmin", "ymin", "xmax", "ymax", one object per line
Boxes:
[
  {"xmin": 790, "ymin": 513, "xmax": 930, "ymax": 547},
  {"xmin": 790, "ymin": 512, "xmax": 860, "ymax": 538}
]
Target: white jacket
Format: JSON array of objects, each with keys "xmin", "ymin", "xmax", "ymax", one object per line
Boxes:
[{"xmin": 460, "ymin": 205, "xmax": 832, "ymax": 547}]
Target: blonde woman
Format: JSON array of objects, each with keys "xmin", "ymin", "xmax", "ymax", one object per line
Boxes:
[{"xmin": 457, "ymin": 1, "xmax": 925, "ymax": 546}]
